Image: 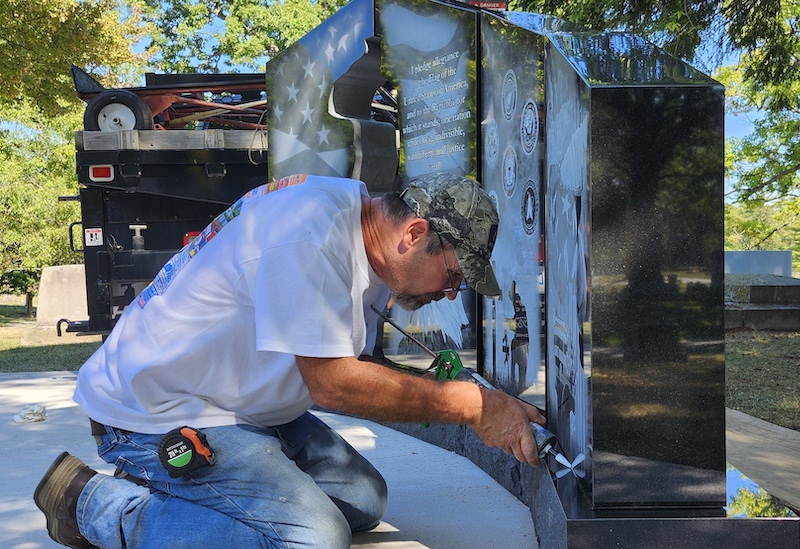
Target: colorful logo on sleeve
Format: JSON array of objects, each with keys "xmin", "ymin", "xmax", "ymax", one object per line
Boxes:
[{"xmin": 137, "ymin": 175, "xmax": 308, "ymax": 308}]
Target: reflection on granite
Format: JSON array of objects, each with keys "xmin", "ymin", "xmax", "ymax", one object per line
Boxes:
[{"xmin": 594, "ymin": 451, "xmax": 726, "ymax": 516}]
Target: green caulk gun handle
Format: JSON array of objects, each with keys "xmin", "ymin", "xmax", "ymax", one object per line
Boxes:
[{"xmin": 370, "ymin": 305, "xmax": 565, "ymax": 466}]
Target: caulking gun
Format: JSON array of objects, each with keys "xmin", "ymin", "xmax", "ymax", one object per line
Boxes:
[{"xmin": 371, "ymin": 305, "xmax": 585, "ymax": 479}]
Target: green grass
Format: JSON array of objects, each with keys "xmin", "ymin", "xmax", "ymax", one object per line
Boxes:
[
  {"xmin": 0, "ymin": 342, "xmax": 101, "ymax": 372},
  {"xmin": 0, "ymin": 304, "xmax": 31, "ymax": 326},
  {"xmin": 726, "ymin": 330, "xmax": 800, "ymax": 431},
  {"xmin": 0, "ymin": 303, "xmax": 101, "ymax": 372}
]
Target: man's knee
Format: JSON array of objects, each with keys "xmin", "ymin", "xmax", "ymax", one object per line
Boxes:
[
  {"xmin": 338, "ymin": 464, "xmax": 387, "ymax": 531},
  {"xmin": 300, "ymin": 506, "xmax": 353, "ymax": 548}
]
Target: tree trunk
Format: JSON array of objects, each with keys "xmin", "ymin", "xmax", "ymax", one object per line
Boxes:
[{"xmin": 25, "ymin": 292, "xmax": 34, "ymax": 317}]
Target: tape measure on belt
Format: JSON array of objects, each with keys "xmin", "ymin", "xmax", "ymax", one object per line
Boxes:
[{"xmin": 157, "ymin": 426, "xmax": 216, "ymax": 478}]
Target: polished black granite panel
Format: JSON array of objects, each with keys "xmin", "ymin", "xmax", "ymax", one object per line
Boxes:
[
  {"xmin": 568, "ymin": 517, "xmax": 800, "ymax": 548},
  {"xmin": 508, "ymin": 11, "xmax": 726, "ymax": 517},
  {"xmin": 479, "ymin": 13, "xmax": 547, "ymax": 400},
  {"xmin": 549, "ymin": 32, "xmax": 717, "ymax": 86},
  {"xmin": 588, "ymin": 83, "xmax": 726, "ymax": 514}
]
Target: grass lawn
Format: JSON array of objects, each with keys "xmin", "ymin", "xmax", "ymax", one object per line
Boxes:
[
  {"xmin": 0, "ymin": 302, "xmax": 101, "ymax": 372},
  {"xmin": 726, "ymin": 329, "xmax": 800, "ymax": 431}
]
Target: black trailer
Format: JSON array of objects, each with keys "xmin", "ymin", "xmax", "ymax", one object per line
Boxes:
[
  {"xmin": 60, "ymin": 129, "xmax": 268, "ymax": 336},
  {"xmin": 60, "ymin": 61, "xmax": 397, "ymax": 336}
]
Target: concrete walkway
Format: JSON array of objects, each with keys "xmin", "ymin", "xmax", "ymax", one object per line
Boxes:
[
  {"xmin": 726, "ymin": 407, "xmax": 800, "ymax": 513},
  {"xmin": 5, "ymin": 370, "xmax": 799, "ymax": 548},
  {"xmin": 0, "ymin": 372, "xmax": 537, "ymax": 549}
]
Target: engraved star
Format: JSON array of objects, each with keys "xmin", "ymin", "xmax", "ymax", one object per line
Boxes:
[
  {"xmin": 338, "ymin": 34, "xmax": 349, "ymax": 51},
  {"xmin": 303, "ymin": 58, "xmax": 316, "ymax": 78},
  {"xmin": 287, "ymin": 82, "xmax": 299, "ymax": 102},
  {"xmin": 325, "ymin": 43, "xmax": 335, "ymax": 63},
  {"xmin": 317, "ymin": 125, "xmax": 331, "ymax": 145},
  {"xmin": 273, "ymin": 104, "xmax": 284, "ymax": 122},
  {"xmin": 317, "ymin": 75, "xmax": 329, "ymax": 98},
  {"xmin": 560, "ymin": 193, "xmax": 571, "ymax": 215},
  {"xmin": 301, "ymin": 103, "xmax": 315, "ymax": 123}
]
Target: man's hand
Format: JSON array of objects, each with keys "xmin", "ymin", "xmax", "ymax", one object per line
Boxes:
[
  {"xmin": 470, "ymin": 388, "xmax": 546, "ymax": 466},
  {"xmin": 297, "ymin": 355, "xmax": 548, "ymax": 467}
]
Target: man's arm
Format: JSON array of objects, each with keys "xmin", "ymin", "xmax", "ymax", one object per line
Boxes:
[{"xmin": 296, "ymin": 355, "xmax": 546, "ymax": 466}]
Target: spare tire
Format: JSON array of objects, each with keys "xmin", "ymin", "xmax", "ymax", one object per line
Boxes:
[{"xmin": 84, "ymin": 89, "xmax": 154, "ymax": 131}]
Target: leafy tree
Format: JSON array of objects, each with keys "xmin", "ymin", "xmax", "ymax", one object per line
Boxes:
[
  {"xmin": 0, "ymin": 0, "xmax": 148, "ymax": 116},
  {"xmin": 719, "ymin": 61, "xmax": 800, "ymax": 204},
  {"xmin": 509, "ymin": 0, "xmax": 800, "ymax": 202},
  {"xmin": 725, "ymin": 199, "xmax": 800, "ymax": 272},
  {"xmin": 511, "ymin": 0, "xmax": 800, "ymax": 260},
  {"xmin": 728, "ymin": 486, "xmax": 795, "ymax": 517},
  {"xmin": 508, "ymin": 0, "xmax": 727, "ymax": 65},
  {"xmin": 130, "ymin": 0, "xmax": 351, "ymax": 72},
  {"xmin": 723, "ymin": 0, "xmax": 800, "ymax": 111},
  {"xmin": 0, "ymin": 102, "xmax": 84, "ymax": 314}
]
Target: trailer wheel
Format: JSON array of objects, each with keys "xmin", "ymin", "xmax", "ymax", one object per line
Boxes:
[{"xmin": 84, "ymin": 89, "xmax": 154, "ymax": 131}]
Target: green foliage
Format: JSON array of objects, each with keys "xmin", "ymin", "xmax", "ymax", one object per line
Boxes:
[
  {"xmin": 0, "ymin": 270, "xmax": 39, "ymax": 297},
  {"xmin": 725, "ymin": 112, "xmax": 800, "ymax": 202},
  {"xmin": 723, "ymin": 0, "xmax": 800, "ymax": 110},
  {"xmin": 0, "ymin": 102, "xmax": 84, "ymax": 296},
  {"xmin": 222, "ymin": 0, "xmax": 341, "ymax": 66},
  {"xmin": 1, "ymin": 0, "xmax": 361, "ymax": 304},
  {"xmin": 508, "ymin": 0, "xmax": 726, "ymax": 65},
  {"xmin": 728, "ymin": 486, "xmax": 795, "ymax": 518},
  {"xmin": 715, "ymin": 6, "xmax": 800, "ymax": 204},
  {"xmin": 0, "ymin": 0, "xmax": 147, "ymax": 116},
  {"xmin": 510, "ymin": 0, "xmax": 800, "ymax": 209},
  {"xmin": 131, "ymin": 0, "xmax": 351, "ymax": 72},
  {"xmin": 0, "ymin": 1, "xmax": 135, "ymax": 299},
  {"xmin": 725, "ymin": 199, "xmax": 800, "ymax": 272}
]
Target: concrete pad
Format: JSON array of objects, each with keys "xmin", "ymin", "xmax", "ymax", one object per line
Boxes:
[
  {"xmin": 0, "ymin": 372, "xmax": 113, "ymax": 549},
  {"xmin": 0, "ymin": 372, "xmax": 537, "ymax": 549},
  {"xmin": 726, "ymin": 407, "xmax": 800, "ymax": 512}
]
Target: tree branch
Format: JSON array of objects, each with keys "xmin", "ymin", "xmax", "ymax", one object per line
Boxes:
[
  {"xmin": 737, "ymin": 160, "xmax": 800, "ymax": 200},
  {"xmin": 750, "ymin": 213, "xmax": 800, "ymax": 249}
]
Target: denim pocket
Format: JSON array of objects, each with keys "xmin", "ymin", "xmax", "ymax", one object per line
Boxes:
[{"xmin": 114, "ymin": 455, "xmax": 153, "ymax": 483}]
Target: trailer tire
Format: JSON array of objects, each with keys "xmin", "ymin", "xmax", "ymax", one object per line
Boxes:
[{"xmin": 84, "ymin": 89, "xmax": 154, "ymax": 131}]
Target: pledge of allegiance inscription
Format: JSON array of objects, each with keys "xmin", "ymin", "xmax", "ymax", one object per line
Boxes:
[{"xmin": 401, "ymin": 50, "xmax": 472, "ymax": 176}]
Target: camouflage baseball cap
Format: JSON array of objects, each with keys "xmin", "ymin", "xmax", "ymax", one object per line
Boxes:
[{"xmin": 401, "ymin": 173, "xmax": 501, "ymax": 297}]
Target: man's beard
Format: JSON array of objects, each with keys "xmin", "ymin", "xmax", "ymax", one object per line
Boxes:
[{"xmin": 391, "ymin": 291, "xmax": 445, "ymax": 311}]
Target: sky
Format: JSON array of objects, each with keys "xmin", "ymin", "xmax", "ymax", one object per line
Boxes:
[{"xmin": 726, "ymin": 111, "xmax": 758, "ymax": 140}]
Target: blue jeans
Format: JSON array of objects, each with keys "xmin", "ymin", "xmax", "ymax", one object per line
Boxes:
[{"xmin": 78, "ymin": 412, "xmax": 387, "ymax": 549}]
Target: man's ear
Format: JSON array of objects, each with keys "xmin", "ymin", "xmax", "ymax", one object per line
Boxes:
[{"xmin": 403, "ymin": 217, "xmax": 430, "ymax": 248}]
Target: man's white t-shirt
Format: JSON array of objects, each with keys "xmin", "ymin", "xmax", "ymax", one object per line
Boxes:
[{"xmin": 74, "ymin": 175, "xmax": 391, "ymax": 433}]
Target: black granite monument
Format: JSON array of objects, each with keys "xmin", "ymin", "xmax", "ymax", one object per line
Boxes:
[{"xmin": 264, "ymin": 1, "xmax": 799, "ymax": 546}]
